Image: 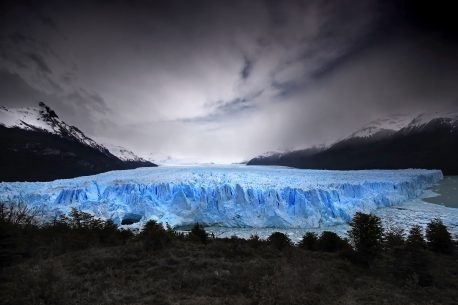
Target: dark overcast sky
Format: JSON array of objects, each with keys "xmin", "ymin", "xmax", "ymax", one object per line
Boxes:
[{"xmin": 1, "ymin": 0, "xmax": 458, "ymax": 163}]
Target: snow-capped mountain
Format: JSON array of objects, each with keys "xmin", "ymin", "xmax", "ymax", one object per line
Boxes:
[
  {"xmin": 145, "ymin": 153, "xmax": 214, "ymax": 166},
  {"xmin": 348, "ymin": 114, "xmax": 414, "ymax": 139},
  {"xmin": 0, "ymin": 102, "xmax": 156, "ymax": 182},
  {"xmin": 104, "ymin": 144, "xmax": 147, "ymax": 162},
  {"xmin": 248, "ymin": 111, "xmax": 458, "ymax": 174},
  {"xmin": 348, "ymin": 112, "xmax": 458, "ymax": 139},
  {"xmin": 0, "ymin": 102, "xmax": 109, "ymax": 154}
]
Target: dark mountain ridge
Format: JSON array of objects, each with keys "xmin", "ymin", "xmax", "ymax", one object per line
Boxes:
[
  {"xmin": 248, "ymin": 115, "xmax": 458, "ymax": 175},
  {"xmin": 0, "ymin": 102, "xmax": 156, "ymax": 182}
]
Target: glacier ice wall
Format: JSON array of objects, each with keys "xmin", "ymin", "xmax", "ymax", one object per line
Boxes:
[{"xmin": 0, "ymin": 166, "xmax": 443, "ymax": 228}]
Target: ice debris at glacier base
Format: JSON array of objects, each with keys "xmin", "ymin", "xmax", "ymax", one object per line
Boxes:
[
  {"xmin": 206, "ymin": 196, "xmax": 458, "ymax": 242},
  {"xmin": 0, "ymin": 166, "xmax": 443, "ymax": 229}
]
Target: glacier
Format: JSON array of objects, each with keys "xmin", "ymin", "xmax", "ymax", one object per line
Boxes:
[
  {"xmin": 206, "ymin": 196, "xmax": 458, "ymax": 242},
  {"xmin": 0, "ymin": 166, "xmax": 443, "ymax": 228}
]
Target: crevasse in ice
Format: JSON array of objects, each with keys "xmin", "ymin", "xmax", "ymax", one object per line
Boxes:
[{"xmin": 0, "ymin": 166, "xmax": 443, "ymax": 228}]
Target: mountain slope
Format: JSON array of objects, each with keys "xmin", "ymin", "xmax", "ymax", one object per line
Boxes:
[
  {"xmin": 0, "ymin": 102, "xmax": 156, "ymax": 182},
  {"xmin": 248, "ymin": 113, "xmax": 458, "ymax": 175},
  {"xmin": 104, "ymin": 144, "xmax": 154, "ymax": 169}
]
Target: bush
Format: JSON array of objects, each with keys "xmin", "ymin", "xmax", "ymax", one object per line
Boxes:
[
  {"xmin": 69, "ymin": 208, "xmax": 100, "ymax": 229},
  {"xmin": 267, "ymin": 232, "xmax": 292, "ymax": 251},
  {"xmin": 248, "ymin": 234, "xmax": 263, "ymax": 248},
  {"xmin": 140, "ymin": 220, "xmax": 171, "ymax": 250},
  {"xmin": 348, "ymin": 213, "xmax": 383, "ymax": 261},
  {"xmin": 188, "ymin": 223, "xmax": 208, "ymax": 244},
  {"xmin": 318, "ymin": 231, "xmax": 348, "ymax": 252},
  {"xmin": 299, "ymin": 232, "xmax": 318, "ymax": 251},
  {"xmin": 0, "ymin": 202, "xmax": 38, "ymax": 226},
  {"xmin": 406, "ymin": 225, "xmax": 426, "ymax": 249},
  {"xmin": 425, "ymin": 218, "xmax": 454, "ymax": 254},
  {"xmin": 391, "ymin": 225, "xmax": 433, "ymax": 287},
  {"xmin": 0, "ymin": 222, "xmax": 18, "ymax": 268},
  {"xmin": 391, "ymin": 245, "xmax": 432, "ymax": 287}
]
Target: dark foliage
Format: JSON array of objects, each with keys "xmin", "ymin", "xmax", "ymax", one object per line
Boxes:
[
  {"xmin": 391, "ymin": 246, "xmax": 433, "ymax": 287},
  {"xmin": 383, "ymin": 227, "xmax": 405, "ymax": 251},
  {"xmin": 140, "ymin": 219, "xmax": 171, "ymax": 250},
  {"xmin": 188, "ymin": 223, "xmax": 208, "ymax": 244},
  {"xmin": 0, "ymin": 203, "xmax": 133, "ymax": 267},
  {"xmin": 267, "ymin": 232, "xmax": 292, "ymax": 251},
  {"xmin": 348, "ymin": 213, "xmax": 383, "ymax": 262},
  {"xmin": 407, "ymin": 225, "xmax": 427, "ymax": 249},
  {"xmin": 389, "ymin": 225, "xmax": 434, "ymax": 285},
  {"xmin": 299, "ymin": 232, "xmax": 318, "ymax": 251},
  {"xmin": 425, "ymin": 218, "xmax": 454, "ymax": 254},
  {"xmin": 1, "ymin": 207, "xmax": 457, "ymax": 304},
  {"xmin": 248, "ymin": 234, "xmax": 263, "ymax": 249},
  {"xmin": 318, "ymin": 231, "xmax": 349, "ymax": 252}
]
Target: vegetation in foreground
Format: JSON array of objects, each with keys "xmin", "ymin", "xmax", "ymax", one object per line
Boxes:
[{"xmin": 0, "ymin": 203, "xmax": 457, "ymax": 305}]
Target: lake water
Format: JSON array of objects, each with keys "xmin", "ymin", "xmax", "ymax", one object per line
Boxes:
[{"xmin": 423, "ymin": 176, "xmax": 458, "ymax": 208}]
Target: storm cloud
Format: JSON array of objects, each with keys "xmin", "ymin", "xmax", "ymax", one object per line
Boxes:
[{"xmin": 1, "ymin": 0, "xmax": 457, "ymax": 163}]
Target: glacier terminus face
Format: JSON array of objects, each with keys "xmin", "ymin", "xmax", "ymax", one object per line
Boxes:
[{"xmin": 0, "ymin": 166, "xmax": 443, "ymax": 228}]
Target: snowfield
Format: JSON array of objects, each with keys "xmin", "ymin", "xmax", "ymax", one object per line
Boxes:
[{"xmin": 0, "ymin": 166, "xmax": 445, "ymax": 229}]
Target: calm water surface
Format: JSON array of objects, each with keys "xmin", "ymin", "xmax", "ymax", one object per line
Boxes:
[{"xmin": 423, "ymin": 176, "xmax": 458, "ymax": 208}]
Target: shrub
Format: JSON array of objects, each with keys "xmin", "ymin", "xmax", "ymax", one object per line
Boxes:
[
  {"xmin": 425, "ymin": 218, "xmax": 454, "ymax": 254},
  {"xmin": 0, "ymin": 202, "xmax": 38, "ymax": 226},
  {"xmin": 391, "ymin": 226, "xmax": 433, "ymax": 287},
  {"xmin": 391, "ymin": 245, "xmax": 432, "ymax": 287},
  {"xmin": 348, "ymin": 213, "xmax": 383, "ymax": 261},
  {"xmin": 69, "ymin": 208, "xmax": 98, "ymax": 229},
  {"xmin": 267, "ymin": 232, "xmax": 292, "ymax": 251},
  {"xmin": 318, "ymin": 231, "xmax": 348, "ymax": 252},
  {"xmin": 165, "ymin": 223, "xmax": 184, "ymax": 240},
  {"xmin": 406, "ymin": 225, "xmax": 426, "ymax": 249},
  {"xmin": 248, "ymin": 234, "xmax": 262, "ymax": 248},
  {"xmin": 299, "ymin": 232, "xmax": 318, "ymax": 251},
  {"xmin": 188, "ymin": 223, "xmax": 208, "ymax": 244},
  {"xmin": 0, "ymin": 222, "xmax": 18, "ymax": 268},
  {"xmin": 140, "ymin": 220, "xmax": 171, "ymax": 250}
]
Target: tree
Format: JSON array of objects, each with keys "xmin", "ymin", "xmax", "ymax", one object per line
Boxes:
[
  {"xmin": 299, "ymin": 232, "xmax": 318, "ymax": 251},
  {"xmin": 69, "ymin": 208, "xmax": 96, "ymax": 229},
  {"xmin": 140, "ymin": 220, "xmax": 171, "ymax": 250},
  {"xmin": 188, "ymin": 223, "xmax": 208, "ymax": 244},
  {"xmin": 267, "ymin": 232, "xmax": 292, "ymax": 251},
  {"xmin": 348, "ymin": 213, "xmax": 383, "ymax": 260},
  {"xmin": 392, "ymin": 225, "xmax": 432, "ymax": 286},
  {"xmin": 425, "ymin": 218, "xmax": 454, "ymax": 254},
  {"xmin": 318, "ymin": 231, "xmax": 347, "ymax": 252},
  {"xmin": 407, "ymin": 225, "xmax": 426, "ymax": 249},
  {"xmin": 383, "ymin": 227, "xmax": 405, "ymax": 251},
  {"xmin": 0, "ymin": 202, "xmax": 37, "ymax": 226}
]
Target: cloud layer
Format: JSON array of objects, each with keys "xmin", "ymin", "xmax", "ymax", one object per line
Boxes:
[{"xmin": 1, "ymin": 0, "xmax": 457, "ymax": 162}]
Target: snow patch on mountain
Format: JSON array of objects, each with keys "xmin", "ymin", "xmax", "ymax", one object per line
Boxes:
[
  {"xmin": 105, "ymin": 145, "xmax": 147, "ymax": 162},
  {"xmin": 146, "ymin": 153, "xmax": 216, "ymax": 166},
  {"xmin": 408, "ymin": 112, "xmax": 458, "ymax": 129},
  {"xmin": 0, "ymin": 102, "xmax": 107, "ymax": 153},
  {"xmin": 348, "ymin": 111, "xmax": 458, "ymax": 139}
]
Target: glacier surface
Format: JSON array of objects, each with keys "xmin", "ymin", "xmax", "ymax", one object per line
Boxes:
[
  {"xmin": 206, "ymin": 196, "xmax": 458, "ymax": 242},
  {"xmin": 0, "ymin": 166, "xmax": 443, "ymax": 228}
]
